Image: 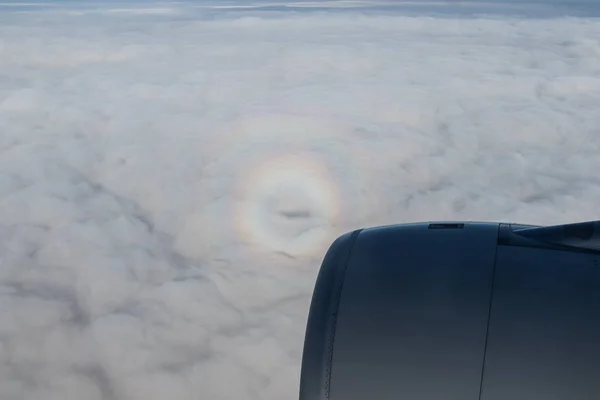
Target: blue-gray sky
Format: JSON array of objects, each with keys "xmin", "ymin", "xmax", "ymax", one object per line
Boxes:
[
  {"xmin": 1, "ymin": 1, "xmax": 600, "ymax": 400},
  {"xmin": 2, "ymin": 0, "xmax": 600, "ymax": 16}
]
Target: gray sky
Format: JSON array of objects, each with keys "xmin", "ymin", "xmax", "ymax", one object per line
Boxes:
[{"xmin": 1, "ymin": 1, "xmax": 600, "ymax": 400}]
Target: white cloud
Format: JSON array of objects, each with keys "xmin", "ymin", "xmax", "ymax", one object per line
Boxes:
[{"xmin": 1, "ymin": 1, "xmax": 600, "ymax": 399}]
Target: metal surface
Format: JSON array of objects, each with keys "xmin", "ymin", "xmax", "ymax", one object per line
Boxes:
[
  {"xmin": 512, "ymin": 220, "xmax": 600, "ymax": 252},
  {"xmin": 480, "ymin": 245, "xmax": 600, "ymax": 400},
  {"xmin": 299, "ymin": 220, "xmax": 600, "ymax": 400},
  {"xmin": 299, "ymin": 229, "xmax": 361, "ymax": 400}
]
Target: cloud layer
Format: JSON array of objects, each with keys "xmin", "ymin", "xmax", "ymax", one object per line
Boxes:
[{"xmin": 1, "ymin": 1, "xmax": 600, "ymax": 399}]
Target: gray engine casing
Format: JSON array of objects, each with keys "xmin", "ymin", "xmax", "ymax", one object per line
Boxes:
[{"xmin": 299, "ymin": 221, "xmax": 600, "ymax": 400}]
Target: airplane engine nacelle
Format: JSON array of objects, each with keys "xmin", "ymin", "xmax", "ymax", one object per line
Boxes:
[{"xmin": 299, "ymin": 221, "xmax": 600, "ymax": 400}]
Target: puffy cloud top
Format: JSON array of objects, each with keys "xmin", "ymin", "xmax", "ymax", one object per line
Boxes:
[{"xmin": 1, "ymin": 1, "xmax": 599, "ymax": 399}]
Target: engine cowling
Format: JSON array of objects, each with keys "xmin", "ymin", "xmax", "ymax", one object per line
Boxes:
[{"xmin": 299, "ymin": 221, "xmax": 600, "ymax": 400}]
